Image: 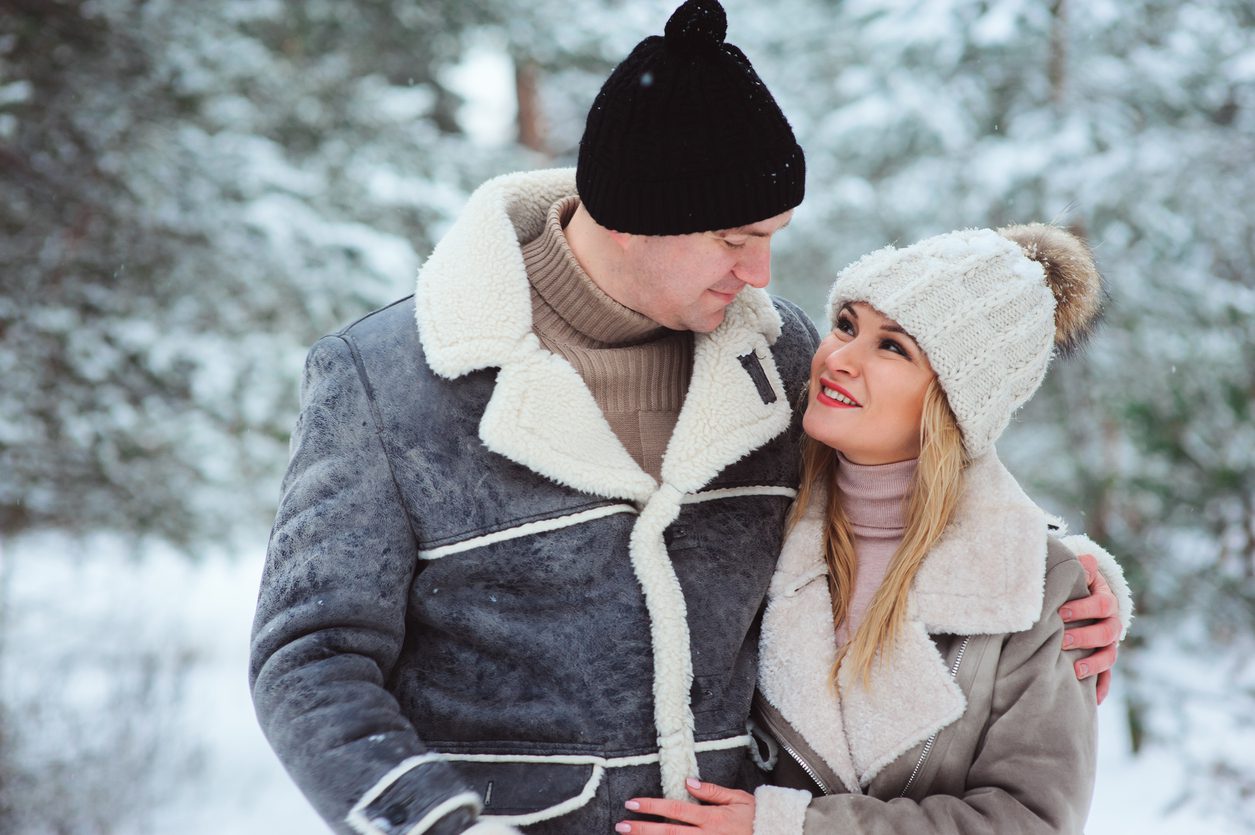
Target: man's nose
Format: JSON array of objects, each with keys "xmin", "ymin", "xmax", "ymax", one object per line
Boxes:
[{"xmin": 735, "ymin": 243, "xmax": 772, "ymax": 289}]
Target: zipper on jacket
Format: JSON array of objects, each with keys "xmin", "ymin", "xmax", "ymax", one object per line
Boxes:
[
  {"xmin": 754, "ymin": 698, "xmax": 832, "ymax": 794},
  {"xmin": 899, "ymin": 636, "xmax": 971, "ymax": 798},
  {"xmin": 777, "ymin": 729, "xmax": 833, "ymax": 795}
]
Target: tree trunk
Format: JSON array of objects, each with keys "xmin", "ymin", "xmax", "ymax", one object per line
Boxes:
[
  {"xmin": 515, "ymin": 56, "xmax": 548, "ymax": 155},
  {"xmin": 1049, "ymin": 0, "xmax": 1067, "ymax": 108}
]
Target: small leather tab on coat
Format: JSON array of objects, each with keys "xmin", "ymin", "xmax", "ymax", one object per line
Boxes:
[{"xmin": 739, "ymin": 350, "xmax": 779, "ymax": 404}]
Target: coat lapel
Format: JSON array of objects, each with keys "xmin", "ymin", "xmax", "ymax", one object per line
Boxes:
[
  {"xmin": 757, "ymin": 494, "xmax": 862, "ymax": 792},
  {"xmin": 414, "ymin": 168, "xmax": 790, "ymax": 504},
  {"xmin": 662, "ymin": 289, "xmax": 791, "ymax": 493},
  {"xmin": 758, "ymin": 453, "xmax": 1049, "ymax": 788}
]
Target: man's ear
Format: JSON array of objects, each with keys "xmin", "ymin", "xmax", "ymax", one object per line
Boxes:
[{"xmin": 605, "ymin": 228, "xmax": 633, "ymax": 252}]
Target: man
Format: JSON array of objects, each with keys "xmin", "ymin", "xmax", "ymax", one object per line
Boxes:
[{"xmin": 250, "ymin": 2, "xmax": 1128, "ymax": 833}]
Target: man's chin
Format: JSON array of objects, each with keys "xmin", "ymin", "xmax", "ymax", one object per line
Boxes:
[{"xmin": 688, "ymin": 310, "xmax": 727, "ymax": 334}]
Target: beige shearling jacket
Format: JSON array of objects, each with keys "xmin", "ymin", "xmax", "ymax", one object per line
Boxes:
[{"xmin": 750, "ymin": 452, "xmax": 1124, "ymax": 835}]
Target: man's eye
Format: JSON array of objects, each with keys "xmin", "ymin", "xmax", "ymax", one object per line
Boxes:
[{"xmin": 721, "ymin": 237, "xmax": 747, "ymax": 248}]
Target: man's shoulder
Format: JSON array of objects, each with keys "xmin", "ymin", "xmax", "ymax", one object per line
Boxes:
[
  {"xmin": 333, "ymin": 294, "xmax": 418, "ymax": 341},
  {"xmin": 769, "ymin": 295, "xmax": 819, "ymax": 346},
  {"xmin": 764, "ymin": 294, "xmax": 818, "ymax": 398},
  {"xmin": 312, "ymin": 295, "xmax": 429, "ymax": 386}
]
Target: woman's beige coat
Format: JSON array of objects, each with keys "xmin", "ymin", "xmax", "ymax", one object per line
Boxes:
[{"xmin": 751, "ymin": 452, "xmax": 1112, "ymax": 835}]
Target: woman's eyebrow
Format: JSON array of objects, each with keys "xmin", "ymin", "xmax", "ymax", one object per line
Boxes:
[{"xmin": 881, "ymin": 322, "xmax": 921, "ymax": 347}]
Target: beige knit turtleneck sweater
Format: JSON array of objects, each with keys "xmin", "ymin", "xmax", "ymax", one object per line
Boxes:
[
  {"xmin": 522, "ymin": 197, "xmax": 694, "ymax": 480},
  {"xmin": 834, "ymin": 454, "xmax": 917, "ymax": 645}
]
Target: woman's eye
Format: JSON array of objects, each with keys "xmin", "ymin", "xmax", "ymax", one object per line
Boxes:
[
  {"xmin": 835, "ymin": 317, "xmax": 855, "ymax": 336},
  {"xmin": 882, "ymin": 339, "xmax": 908, "ymax": 357}
]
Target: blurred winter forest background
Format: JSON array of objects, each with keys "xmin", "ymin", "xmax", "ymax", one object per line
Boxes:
[{"xmin": 1, "ymin": 0, "xmax": 1252, "ymax": 832}]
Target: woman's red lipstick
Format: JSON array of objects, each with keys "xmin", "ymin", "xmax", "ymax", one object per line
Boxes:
[{"xmin": 816, "ymin": 378, "xmax": 862, "ymax": 408}]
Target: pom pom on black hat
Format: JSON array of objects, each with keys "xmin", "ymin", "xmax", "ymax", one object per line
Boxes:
[
  {"xmin": 664, "ymin": 0, "xmax": 728, "ymax": 51},
  {"xmin": 998, "ymin": 223, "xmax": 1106, "ymax": 355}
]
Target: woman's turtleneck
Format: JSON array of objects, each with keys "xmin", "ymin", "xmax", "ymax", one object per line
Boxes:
[
  {"xmin": 834, "ymin": 453, "xmax": 917, "ymax": 645},
  {"xmin": 523, "ymin": 196, "xmax": 693, "ymax": 480}
]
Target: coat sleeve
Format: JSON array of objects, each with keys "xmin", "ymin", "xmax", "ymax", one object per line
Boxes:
[
  {"xmin": 249, "ymin": 336, "xmax": 511, "ymax": 835},
  {"xmin": 754, "ymin": 551, "xmax": 1098, "ymax": 835}
]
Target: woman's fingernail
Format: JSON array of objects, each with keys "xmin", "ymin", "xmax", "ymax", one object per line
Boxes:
[
  {"xmin": 1062, "ymin": 633, "xmax": 1075, "ymax": 648},
  {"xmin": 1078, "ymin": 662, "xmax": 1090, "ymax": 677},
  {"xmin": 1060, "ymin": 607, "xmax": 1073, "ymax": 620},
  {"xmin": 624, "ymin": 800, "xmax": 640, "ymax": 811},
  {"xmin": 616, "ymin": 824, "xmax": 631, "ymax": 833},
  {"xmin": 687, "ymin": 777, "xmax": 702, "ymax": 790}
]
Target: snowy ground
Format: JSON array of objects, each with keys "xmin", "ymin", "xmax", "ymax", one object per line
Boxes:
[{"xmin": 0, "ymin": 534, "xmax": 1246, "ymax": 834}]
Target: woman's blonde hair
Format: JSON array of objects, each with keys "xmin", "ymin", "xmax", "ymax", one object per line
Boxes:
[{"xmin": 789, "ymin": 376, "xmax": 968, "ymax": 687}]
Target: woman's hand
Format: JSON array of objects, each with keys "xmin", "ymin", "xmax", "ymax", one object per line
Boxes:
[
  {"xmin": 615, "ymin": 778, "xmax": 755, "ymax": 834},
  {"xmin": 1059, "ymin": 552, "xmax": 1122, "ymax": 704}
]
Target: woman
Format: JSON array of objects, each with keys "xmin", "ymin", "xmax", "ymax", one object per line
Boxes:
[{"xmin": 617, "ymin": 224, "xmax": 1130, "ymax": 834}]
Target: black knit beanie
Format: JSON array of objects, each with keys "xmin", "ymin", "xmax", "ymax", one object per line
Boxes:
[{"xmin": 576, "ymin": 0, "xmax": 805, "ymax": 235}]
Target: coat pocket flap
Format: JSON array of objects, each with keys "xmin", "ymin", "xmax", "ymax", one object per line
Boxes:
[{"xmin": 444, "ymin": 757, "xmax": 603, "ymax": 826}]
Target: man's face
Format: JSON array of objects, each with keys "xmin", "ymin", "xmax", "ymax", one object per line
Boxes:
[{"xmin": 610, "ymin": 210, "xmax": 793, "ymax": 333}]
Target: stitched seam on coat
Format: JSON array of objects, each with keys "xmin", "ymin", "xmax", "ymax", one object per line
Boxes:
[
  {"xmin": 418, "ymin": 504, "xmax": 638, "ymax": 559},
  {"xmin": 338, "ymin": 294, "xmax": 417, "ymax": 335},
  {"xmin": 334, "ymin": 334, "xmax": 423, "ymax": 550}
]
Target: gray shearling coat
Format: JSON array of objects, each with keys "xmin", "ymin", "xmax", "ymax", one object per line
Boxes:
[
  {"xmin": 249, "ymin": 169, "xmax": 819, "ymax": 834},
  {"xmin": 749, "ymin": 453, "xmax": 1105, "ymax": 835}
]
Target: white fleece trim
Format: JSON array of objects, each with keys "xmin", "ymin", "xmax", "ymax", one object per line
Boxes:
[
  {"xmin": 752, "ymin": 786, "xmax": 811, "ymax": 835},
  {"xmin": 682, "ymin": 485, "xmax": 798, "ymax": 504},
  {"xmin": 629, "ymin": 484, "xmax": 699, "ymax": 800},
  {"xmin": 417, "ymin": 737, "xmax": 752, "ymax": 826},
  {"xmin": 911, "ymin": 451, "xmax": 1048, "ymax": 634},
  {"xmin": 746, "ymin": 717, "xmax": 779, "ymax": 772},
  {"xmin": 757, "ymin": 495, "xmax": 861, "ymax": 792},
  {"xmin": 346, "ymin": 766, "xmax": 480, "ymax": 835},
  {"xmin": 838, "ymin": 622, "xmax": 967, "ymax": 785},
  {"xmin": 482, "ymin": 765, "xmax": 605, "ymax": 826},
  {"xmin": 660, "ymin": 299, "xmax": 790, "ymax": 495},
  {"xmin": 415, "ymin": 168, "xmax": 576, "ymax": 380},
  {"xmin": 462, "ymin": 822, "xmax": 524, "ymax": 835},
  {"xmin": 759, "ymin": 451, "xmax": 1055, "ymax": 788},
  {"xmin": 347, "ymin": 755, "xmax": 453, "ymax": 834},
  {"xmin": 418, "ymin": 504, "xmax": 638, "ymax": 559},
  {"xmin": 478, "ymin": 337, "xmax": 658, "ymax": 503},
  {"xmin": 1060, "ymin": 534, "xmax": 1134, "ymax": 640}
]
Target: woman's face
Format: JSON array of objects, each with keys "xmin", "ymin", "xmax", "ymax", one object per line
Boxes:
[{"xmin": 803, "ymin": 302, "xmax": 937, "ymax": 465}]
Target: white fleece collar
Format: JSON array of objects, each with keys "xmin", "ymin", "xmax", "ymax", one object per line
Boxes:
[
  {"xmin": 413, "ymin": 168, "xmax": 790, "ymax": 504},
  {"xmin": 414, "ymin": 169, "xmax": 793, "ymax": 799},
  {"xmin": 758, "ymin": 451, "xmax": 1048, "ymax": 790}
]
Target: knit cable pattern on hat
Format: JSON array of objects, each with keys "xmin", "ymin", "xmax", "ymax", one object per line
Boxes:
[{"xmin": 828, "ymin": 229, "xmax": 1055, "ymax": 459}]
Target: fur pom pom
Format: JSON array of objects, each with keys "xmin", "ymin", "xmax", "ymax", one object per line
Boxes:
[{"xmin": 998, "ymin": 223, "xmax": 1104, "ymax": 354}]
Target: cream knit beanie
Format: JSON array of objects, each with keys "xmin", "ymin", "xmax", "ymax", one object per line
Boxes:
[{"xmin": 828, "ymin": 224, "xmax": 1103, "ymax": 458}]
